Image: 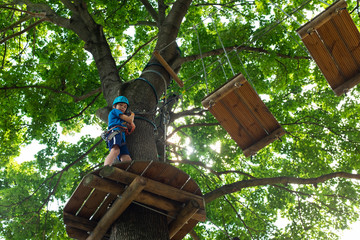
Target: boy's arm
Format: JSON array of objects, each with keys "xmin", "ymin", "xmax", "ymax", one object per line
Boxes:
[{"xmin": 119, "ymin": 112, "xmax": 135, "ymax": 129}]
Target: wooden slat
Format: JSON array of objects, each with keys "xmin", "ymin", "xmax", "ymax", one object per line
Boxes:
[
  {"xmin": 243, "ymin": 127, "xmax": 286, "ymax": 157},
  {"xmin": 317, "ymin": 20, "xmax": 358, "ymax": 79},
  {"xmin": 209, "ymin": 101, "xmax": 254, "ymax": 148},
  {"xmin": 63, "ymin": 182, "xmax": 93, "ymax": 215},
  {"xmin": 91, "ymin": 194, "xmax": 117, "ymax": 222},
  {"xmin": 302, "ymin": 32, "xmax": 345, "ymax": 89},
  {"xmin": 332, "ymin": 9, "xmax": 360, "ymax": 67},
  {"xmin": 76, "ymin": 189, "xmax": 108, "ymax": 219},
  {"xmin": 64, "ymin": 212, "xmax": 98, "ymax": 232},
  {"xmin": 296, "ymin": 0, "xmax": 347, "ymax": 38},
  {"xmin": 236, "ymin": 82, "xmax": 280, "ymax": 132},
  {"xmin": 221, "ymin": 91, "xmax": 266, "ymax": 142},
  {"xmin": 66, "ymin": 226, "xmax": 89, "ymax": 240}
]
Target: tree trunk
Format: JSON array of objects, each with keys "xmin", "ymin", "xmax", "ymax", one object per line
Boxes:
[{"xmin": 109, "ymin": 203, "xmax": 169, "ymax": 240}]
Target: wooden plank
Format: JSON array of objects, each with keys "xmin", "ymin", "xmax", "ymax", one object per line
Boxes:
[
  {"xmin": 236, "ymin": 82, "xmax": 280, "ymax": 132},
  {"xmin": 66, "ymin": 226, "xmax": 89, "ymax": 240},
  {"xmin": 91, "ymin": 194, "xmax": 117, "ymax": 222},
  {"xmin": 220, "ymin": 91, "xmax": 266, "ymax": 143},
  {"xmin": 202, "ymin": 73, "xmax": 247, "ymax": 109},
  {"xmin": 317, "ymin": 20, "xmax": 358, "ymax": 79},
  {"xmin": 76, "ymin": 189, "xmax": 108, "ymax": 219},
  {"xmin": 87, "ymin": 176, "xmax": 147, "ymax": 240},
  {"xmin": 332, "ymin": 9, "xmax": 360, "ymax": 67},
  {"xmin": 63, "ymin": 181, "xmax": 93, "ymax": 215},
  {"xmin": 168, "ymin": 200, "xmax": 200, "ymax": 238},
  {"xmin": 296, "ymin": 0, "xmax": 347, "ymax": 38},
  {"xmin": 153, "ymin": 50, "xmax": 184, "ymax": 87},
  {"xmin": 301, "ymin": 32, "xmax": 344, "ymax": 89},
  {"xmin": 64, "ymin": 212, "xmax": 98, "ymax": 232},
  {"xmin": 209, "ymin": 101, "xmax": 254, "ymax": 148},
  {"xmin": 243, "ymin": 127, "xmax": 286, "ymax": 157},
  {"xmin": 100, "ymin": 166, "xmax": 205, "ymax": 209}
]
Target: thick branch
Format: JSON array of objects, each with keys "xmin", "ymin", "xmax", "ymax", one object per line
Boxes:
[
  {"xmin": 169, "ymin": 107, "xmax": 207, "ymax": 123},
  {"xmin": 0, "ymin": 85, "xmax": 101, "ymax": 102},
  {"xmin": 204, "ymin": 172, "xmax": 360, "ymax": 204},
  {"xmin": 167, "ymin": 122, "xmax": 219, "ymax": 139},
  {"xmin": 139, "ymin": 0, "xmax": 159, "ymax": 23}
]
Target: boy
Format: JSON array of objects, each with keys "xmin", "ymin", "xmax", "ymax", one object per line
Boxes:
[{"xmin": 104, "ymin": 96, "xmax": 135, "ymax": 165}]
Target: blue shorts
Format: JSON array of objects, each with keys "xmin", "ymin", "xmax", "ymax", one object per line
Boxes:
[{"xmin": 107, "ymin": 132, "xmax": 130, "ymax": 157}]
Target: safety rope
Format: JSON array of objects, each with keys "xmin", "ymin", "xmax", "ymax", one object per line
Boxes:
[{"xmin": 134, "ymin": 77, "xmax": 159, "ymax": 104}]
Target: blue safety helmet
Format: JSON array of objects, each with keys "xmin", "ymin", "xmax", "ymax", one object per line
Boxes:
[{"xmin": 112, "ymin": 96, "xmax": 129, "ymax": 109}]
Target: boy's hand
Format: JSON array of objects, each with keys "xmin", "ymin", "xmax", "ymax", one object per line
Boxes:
[{"xmin": 127, "ymin": 122, "xmax": 136, "ymax": 134}]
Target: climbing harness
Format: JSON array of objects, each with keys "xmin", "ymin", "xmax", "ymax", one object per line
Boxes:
[{"xmin": 100, "ymin": 125, "xmax": 133, "ymax": 142}]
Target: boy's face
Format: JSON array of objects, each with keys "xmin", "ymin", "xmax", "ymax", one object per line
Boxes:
[{"xmin": 115, "ymin": 102, "xmax": 127, "ymax": 112}]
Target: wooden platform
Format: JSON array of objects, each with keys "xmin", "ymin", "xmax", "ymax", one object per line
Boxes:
[
  {"xmin": 297, "ymin": 0, "xmax": 360, "ymax": 96},
  {"xmin": 201, "ymin": 73, "xmax": 285, "ymax": 157},
  {"xmin": 63, "ymin": 161, "xmax": 206, "ymax": 240}
]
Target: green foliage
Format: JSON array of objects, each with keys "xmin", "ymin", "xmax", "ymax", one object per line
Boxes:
[{"xmin": 2, "ymin": 0, "xmax": 360, "ymax": 239}]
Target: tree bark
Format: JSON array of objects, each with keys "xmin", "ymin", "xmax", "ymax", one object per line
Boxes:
[{"xmin": 109, "ymin": 203, "xmax": 169, "ymax": 240}]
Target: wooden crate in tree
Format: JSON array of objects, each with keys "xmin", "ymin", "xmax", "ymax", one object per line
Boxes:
[
  {"xmin": 201, "ymin": 73, "xmax": 285, "ymax": 157},
  {"xmin": 297, "ymin": 0, "xmax": 360, "ymax": 96}
]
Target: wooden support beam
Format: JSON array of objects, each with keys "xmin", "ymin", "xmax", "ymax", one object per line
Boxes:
[
  {"xmin": 86, "ymin": 176, "xmax": 147, "ymax": 240},
  {"xmin": 153, "ymin": 50, "xmax": 184, "ymax": 87},
  {"xmin": 243, "ymin": 127, "xmax": 285, "ymax": 157},
  {"xmin": 333, "ymin": 72, "xmax": 360, "ymax": 96},
  {"xmin": 168, "ymin": 200, "xmax": 200, "ymax": 239},
  {"xmin": 83, "ymin": 174, "xmax": 182, "ymax": 217},
  {"xmin": 66, "ymin": 226, "xmax": 89, "ymax": 240},
  {"xmin": 63, "ymin": 212, "xmax": 97, "ymax": 232},
  {"xmin": 100, "ymin": 166, "xmax": 204, "ymax": 208}
]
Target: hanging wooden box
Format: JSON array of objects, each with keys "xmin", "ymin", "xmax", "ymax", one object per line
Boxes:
[
  {"xmin": 297, "ymin": 0, "xmax": 360, "ymax": 96},
  {"xmin": 63, "ymin": 161, "xmax": 206, "ymax": 240},
  {"xmin": 201, "ymin": 73, "xmax": 285, "ymax": 157}
]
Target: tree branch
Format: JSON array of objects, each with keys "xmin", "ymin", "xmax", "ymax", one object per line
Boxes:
[
  {"xmin": 56, "ymin": 92, "xmax": 101, "ymax": 122},
  {"xmin": 204, "ymin": 172, "xmax": 360, "ymax": 204},
  {"xmin": 179, "ymin": 45, "xmax": 311, "ymax": 65},
  {"xmin": 117, "ymin": 35, "xmax": 158, "ymax": 71},
  {"xmin": 0, "ymin": 85, "xmax": 101, "ymax": 102},
  {"xmin": 0, "ymin": 19, "xmax": 45, "ymax": 44},
  {"xmin": 167, "ymin": 122, "xmax": 219, "ymax": 139},
  {"xmin": 169, "ymin": 107, "xmax": 207, "ymax": 123},
  {"xmin": 139, "ymin": 0, "xmax": 159, "ymax": 23}
]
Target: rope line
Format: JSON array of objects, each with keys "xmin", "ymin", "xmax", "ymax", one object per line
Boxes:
[
  {"xmin": 195, "ymin": 27, "xmax": 209, "ymax": 94},
  {"xmin": 211, "ymin": 16, "xmax": 235, "ymax": 76}
]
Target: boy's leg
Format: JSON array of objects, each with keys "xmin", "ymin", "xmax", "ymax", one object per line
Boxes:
[
  {"xmin": 119, "ymin": 144, "xmax": 131, "ymax": 162},
  {"xmin": 120, "ymin": 154, "xmax": 131, "ymax": 162},
  {"xmin": 104, "ymin": 145, "xmax": 120, "ymax": 165}
]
